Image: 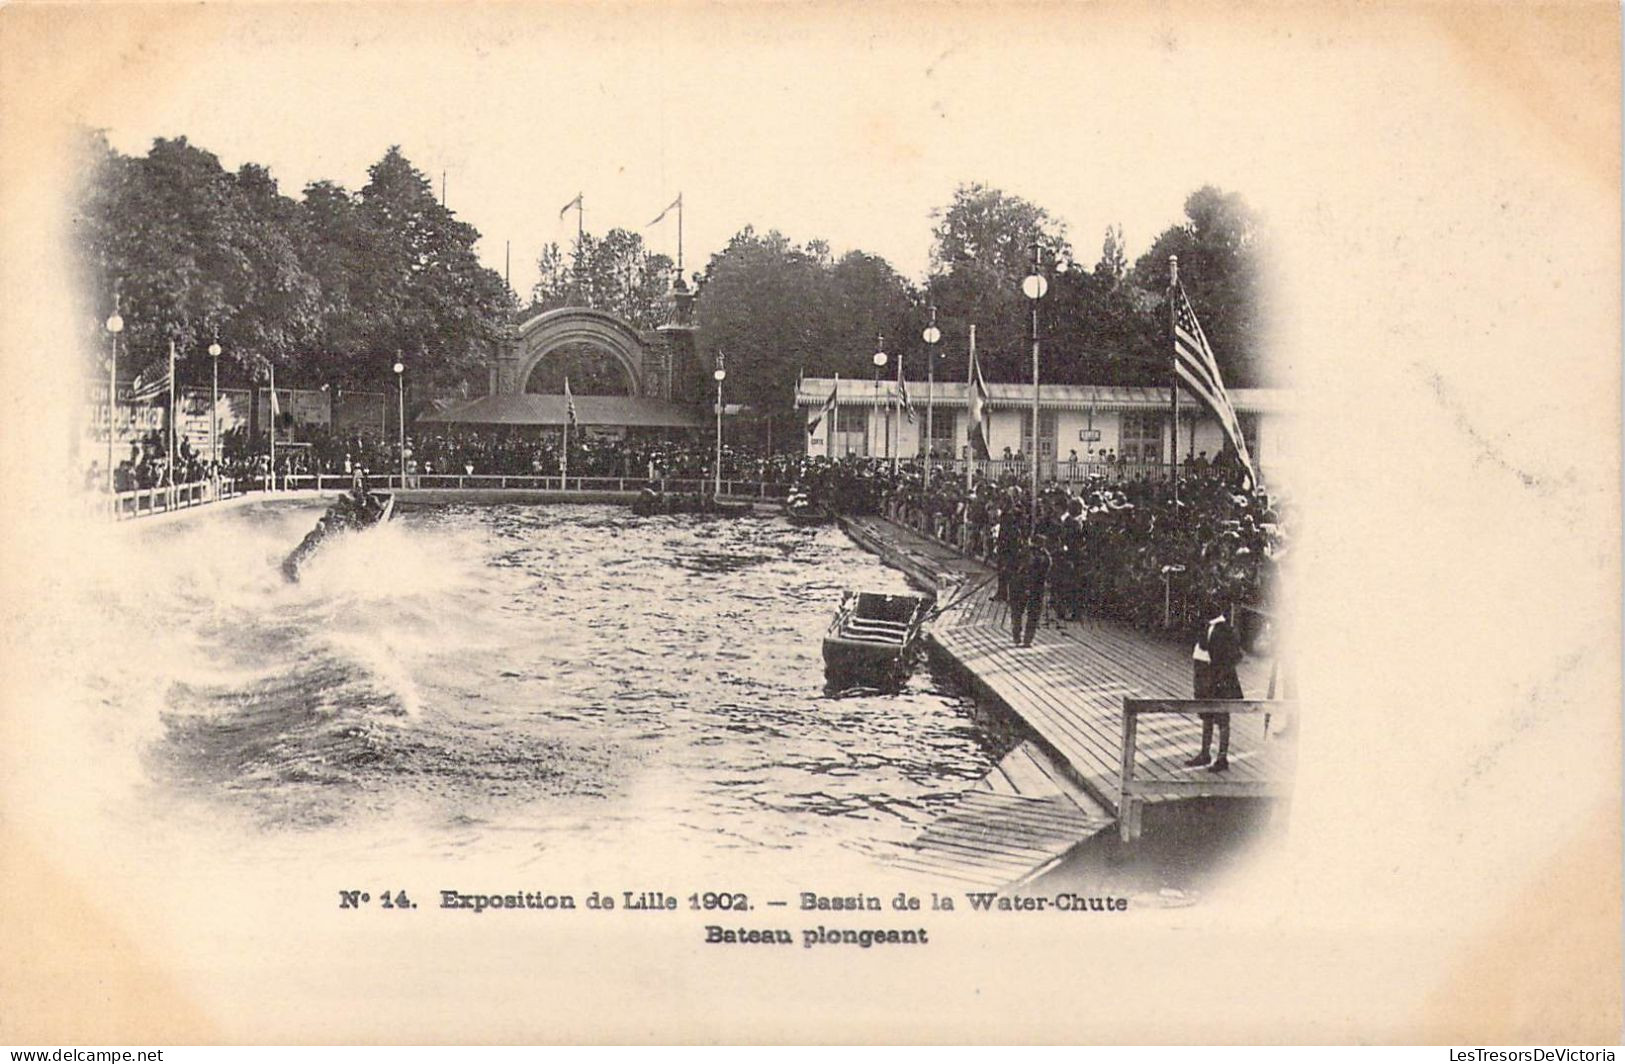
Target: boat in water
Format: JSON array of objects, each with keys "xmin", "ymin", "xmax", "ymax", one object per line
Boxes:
[
  {"xmin": 784, "ymin": 487, "xmax": 832, "ymax": 526},
  {"xmin": 821, "ymin": 590, "xmax": 932, "ymax": 691},
  {"xmin": 631, "ymin": 488, "xmax": 753, "ymax": 518},
  {"xmin": 281, "ymin": 489, "xmax": 395, "ymax": 581}
]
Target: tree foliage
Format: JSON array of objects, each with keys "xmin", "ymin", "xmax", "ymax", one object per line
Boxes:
[
  {"xmin": 526, "ymin": 228, "xmax": 675, "ymax": 330},
  {"xmin": 73, "ymin": 135, "xmax": 514, "ymax": 391},
  {"xmin": 694, "ymin": 228, "xmax": 919, "ymax": 416}
]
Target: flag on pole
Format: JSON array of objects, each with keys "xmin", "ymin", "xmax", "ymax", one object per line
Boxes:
[
  {"xmin": 1171, "ymin": 281, "xmax": 1257, "ymax": 486},
  {"xmin": 130, "ymin": 357, "xmax": 173, "ymax": 402},
  {"xmin": 966, "ymin": 329, "xmax": 991, "ymax": 460},
  {"xmin": 807, "ymin": 382, "xmax": 839, "ymax": 437},
  {"xmin": 897, "ymin": 377, "xmax": 916, "ymax": 424},
  {"xmin": 559, "ymin": 192, "xmax": 583, "ymax": 219},
  {"xmin": 646, "ymin": 193, "xmax": 682, "ymax": 227},
  {"xmin": 564, "ymin": 377, "xmax": 578, "ymax": 427}
]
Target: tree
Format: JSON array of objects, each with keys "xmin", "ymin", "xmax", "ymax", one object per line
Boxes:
[
  {"xmin": 1131, "ymin": 186, "xmax": 1271, "ymax": 386},
  {"xmin": 527, "ymin": 227, "xmax": 675, "ymax": 329},
  {"xmin": 695, "ymin": 228, "xmax": 918, "ymax": 419},
  {"xmin": 925, "ymin": 183, "xmax": 1071, "ymax": 384}
]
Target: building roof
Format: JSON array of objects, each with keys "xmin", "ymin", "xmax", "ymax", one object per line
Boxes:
[
  {"xmin": 418, "ymin": 393, "xmax": 706, "ymax": 428},
  {"xmin": 793, "ymin": 378, "xmax": 1294, "ymax": 414}
]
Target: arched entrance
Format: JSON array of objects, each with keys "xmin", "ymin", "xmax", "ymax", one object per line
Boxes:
[{"xmin": 504, "ymin": 307, "xmax": 648, "ymax": 397}]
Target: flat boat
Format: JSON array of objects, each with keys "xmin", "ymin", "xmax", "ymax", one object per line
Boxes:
[{"xmin": 821, "ymin": 590, "xmax": 932, "ymax": 690}]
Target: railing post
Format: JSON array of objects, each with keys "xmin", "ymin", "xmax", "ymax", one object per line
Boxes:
[{"xmin": 1119, "ymin": 701, "xmax": 1141, "ymax": 843}]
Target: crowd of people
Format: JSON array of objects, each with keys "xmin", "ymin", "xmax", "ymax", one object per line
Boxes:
[
  {"xmin": 789, "ymin": 454, "xmax": 1291, "ymax": 641},
  {"xmin": 84, "ymin": 423, "xmax": 1290, "ymax": 647}
]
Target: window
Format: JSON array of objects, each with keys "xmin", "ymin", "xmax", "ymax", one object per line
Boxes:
[
  {"xmin": 835, "ymin": 406, "xmax": 867, "ymax": 432},
  {"xmin": 1019, "ymin": 411, "xmax": 1058, "ymax": 458},
  {"xmin": 1120, "ymin": 411, "xmax": 1163, "ymax": 462},
  {"xmin": 929, "ymin": 411, "xmax": 956, "ymax": 457},
  {"xmin": 832, "ymin": 405, "xmax": 868, "ymax": 457}
]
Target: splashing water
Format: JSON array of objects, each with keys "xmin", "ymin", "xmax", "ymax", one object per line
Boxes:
[{"xmin": 42, "ymin": 501, "xmax": 996, "ymax": 881}]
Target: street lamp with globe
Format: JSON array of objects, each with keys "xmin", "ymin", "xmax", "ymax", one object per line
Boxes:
[
  {"xmin": 393, "ymin": 360, "xmax": 406, "ymax": 488},
  {"xmin": 207, "ymin": 339, "xmax": 222, "ymax": 497},
  {"xmin": 922, "ymin": 306, "xmax": 942, "ymax": 481},
  {"xmin": 1022, "ymin": 239, "xmax": 1049, "ymax": 520},
  {"xmin": 712, "ymin": 360, "xmax": 727, "ymax": 497},
  {"xmin": 104, "ymin": 304, "xmax": 124, "ymax": 496},
  {"xmin": 872, "ymin": 346, "xmax": 888, "ymax": 462}
]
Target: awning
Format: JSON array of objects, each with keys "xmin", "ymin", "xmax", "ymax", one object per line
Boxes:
[{"xmin": 417, "ymin": 394, "xmax": 706, "ymax": 429}]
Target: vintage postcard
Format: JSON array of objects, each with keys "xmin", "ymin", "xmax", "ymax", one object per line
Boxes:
[{"xmin": 0, "ymin": 1, "xmax": 1618, "ymax": 1045}]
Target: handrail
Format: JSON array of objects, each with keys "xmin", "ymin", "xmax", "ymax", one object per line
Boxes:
[
  {"xmin": 103, "ymin": 477, "xmax": 240, "ymax": 521},
  {"xmin": 1117, "ymin": 696, "xmax": 1297, "ymax": 842}
]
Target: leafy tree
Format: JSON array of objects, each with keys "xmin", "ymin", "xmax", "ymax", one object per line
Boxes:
[
  {"xmin": 1131, "ymin": 186, "xmax": 1271, "ymax": 386},
  {"xmin": 527, "ymin": 227, "xmax": 675, "ymax": 329},
  {"xmin": 925, "ymin": 183, "xmax": 1071, "ymax": 385},
  {"xmin": 695, "ymin": 228, "xmax": 919, "ymax": 419}
]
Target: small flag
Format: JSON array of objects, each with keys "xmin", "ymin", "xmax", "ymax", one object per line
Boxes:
[
  {"xmin": 967, "ymin": 335, "xmax": 991, "ymax": 460},
  {"xmin": 270, "ymin": 386, "xmax": 281, "ymax": 418},
  {"xmin": 807, "ymin": 383, "xmax": 838, "ymax": 437},
  {"xmin": 1171, "ymin": 281, "xmax": 1256, "ymax": 487},
  {"xmin": 898, "ymin": 377, "xmax": 916, "ymax": 424},
  {"xmin": 559, "ymin": 192, "xmax": 583, "ymax": 220},
  {"xmin": 564, "ymin": 377, "xmax": 578, "ymax": 427},
  {"xmin": 646, "ymin": 193, "xmax": 682, "ymax": 228},
  {"xmin": 130, "ymin": 358, "xmax": 172, "ymax": 402}
]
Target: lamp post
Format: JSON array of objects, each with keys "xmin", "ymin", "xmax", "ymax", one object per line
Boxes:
[
  {"xmin": 104, "ymin": 300, "xmax": 124, "ymax": 496},
  {"xmin": 393, "ymin": 359, "xmax": 405, "ymax": 488},
  {"xmin": 207, "ymin": 339, "xmax": 221, "ymax": 498},
  {"xmin": 1021, "ymin": 239, "xmax": 1049, "ymax": 522},
  {"xmin": 713, "ymin": 360, "xmax": 726, "ymax": 497},
  {"xmin": 871, "ymin": 345, "xmax": 887, "ymax": 463},
  {"xmin": 922, "ymin": 306, "xmax": 941, "ymax": 485}
]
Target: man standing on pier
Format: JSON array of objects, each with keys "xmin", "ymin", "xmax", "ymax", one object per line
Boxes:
[
  {"xmin": 1008, "ymin": 533, "xmax": 1052, "ymax": 648},
  {"xmin": 1187, "ymin": 598, "xmax": 1243, "ymax": 772}
]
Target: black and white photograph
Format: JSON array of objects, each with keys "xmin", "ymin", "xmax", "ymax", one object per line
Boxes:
[{"xmin": 0, "ymin": 1, "xmax": 1618, "ymax": 1047}]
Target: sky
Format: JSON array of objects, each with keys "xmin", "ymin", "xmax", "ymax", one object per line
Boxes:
[{"xmin": 65, "ymin": 4, "xmax": 1298, "ymax": 299}]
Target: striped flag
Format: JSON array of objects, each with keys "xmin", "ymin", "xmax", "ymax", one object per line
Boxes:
[
  {"xmin": 1171, "ymin": 282, "xmax": 1256, "ymax": 486},
  {"xmin": 966, "ymin": 328, "xmax": 991, "ymax": 460},
  {"xmin": 807, "ymin": 381, "xmax": 838, "ymax": 437},
  {"xmin": 564, "ymin": 377, "xmax": 578, "ymax": 427},
  {"xmin": 130, "ymin": 357, "xmax": 172, "ymax": 402},
  {"xmin": 897, "ymin": 358, "xmax": 916, "ymax": 424}
]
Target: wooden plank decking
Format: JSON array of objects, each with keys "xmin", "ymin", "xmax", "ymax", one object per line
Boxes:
[{"xmin": 842, "ymin": 515, "xmax": 1295, "ymax": 828}]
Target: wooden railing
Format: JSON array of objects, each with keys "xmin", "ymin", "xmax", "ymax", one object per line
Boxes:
[
  {"xmin": 1117, "ymin": 697, "xmax": 1298, "ymax": 842},
  {"xmin": 103, "ymin": 478, "xmax": 240, "ymax": 521},
  {"xmin": 279, "ymin": 473, "xmax": 793, "ymax": 500}
]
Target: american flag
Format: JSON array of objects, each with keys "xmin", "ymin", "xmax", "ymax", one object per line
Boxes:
[
  {"xmin": 1172, "ymin": 281, "xmax": 1256, "ymax": 486},
  {"xmin": 564, "ymin": 377, "xmax": 578, "ymax": 427},
  {"xmin": 130, "ymin": 358, "xmax": 171, "ymax": 402},
  {"xmin": 897, "ymin": 375, "xmax": 916, "ymax": 424}
]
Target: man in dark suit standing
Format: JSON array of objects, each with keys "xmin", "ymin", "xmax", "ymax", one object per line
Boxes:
[
  {"xmin": 1187, "ymin": 598, "xmax": 1243, "ymax": 772},
  {"xmin": 1008, "ymin": 533, "xmax": 1052, "ymax": 648}
]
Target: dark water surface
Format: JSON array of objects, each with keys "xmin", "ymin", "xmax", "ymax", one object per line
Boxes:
[{"xmin": 80, "ymin": 501, "xmax": 995, "ymax": 879}]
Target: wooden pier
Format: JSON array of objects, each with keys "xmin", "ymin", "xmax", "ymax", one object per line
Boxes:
[{"xmin": 842, "ymin": 515, "xmax": 1296, "ymax": 886}]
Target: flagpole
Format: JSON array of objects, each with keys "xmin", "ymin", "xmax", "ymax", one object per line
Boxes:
[
  {"xmin": 167, "ymin": 338, "xmax": 177, "ymax": 492},
  {"xmin": 268, "ymin": 360, "xmax": 277, "ymax": 492},
  {"xmin": 676, "ymin": 193, "xmax": 683, "ymax": 278},
  {"xmin": 965, "ymin": 325, "xmax": 976, "ymax": 494},
  {"xmin": 575, "ymin": 194, "xmax": 585, "ymax": 305},
  {"xmin": 829, "ymin": 374, "xmax": 838, "ymax": 458},
  {"xmin": 1168, "ymin": 254, "xmax": 1179, "ymax": 505},
  {"xmin": 562, "ymin": 378, "xmax": 570, "ymax": 487},
  {"xmin": 893, "ymin": 344, "xmax": 903, "ymax": 475}
]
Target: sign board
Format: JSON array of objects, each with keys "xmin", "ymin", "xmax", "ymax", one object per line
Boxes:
[{"xmin": 1078, "ymin": 428, "xmax": 1102, "ymax": 442}]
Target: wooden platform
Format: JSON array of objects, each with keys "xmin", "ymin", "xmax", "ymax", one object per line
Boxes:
[
  {"xmin": 842, "ymin": 515, "xmax": 1295, "ymax": 837},
  {"xmin": 889, "ymin": 788, "xmax": 1115, "ymax": 888}
]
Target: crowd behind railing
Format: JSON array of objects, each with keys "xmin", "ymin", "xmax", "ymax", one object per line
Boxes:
[
  {"xmin": 788, "ymin": 452, "xmax": 1292, "ymax": 639},
  {"xmin": 79, "ymin": 429, "xmax": 1292, "ymax": 638}
]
